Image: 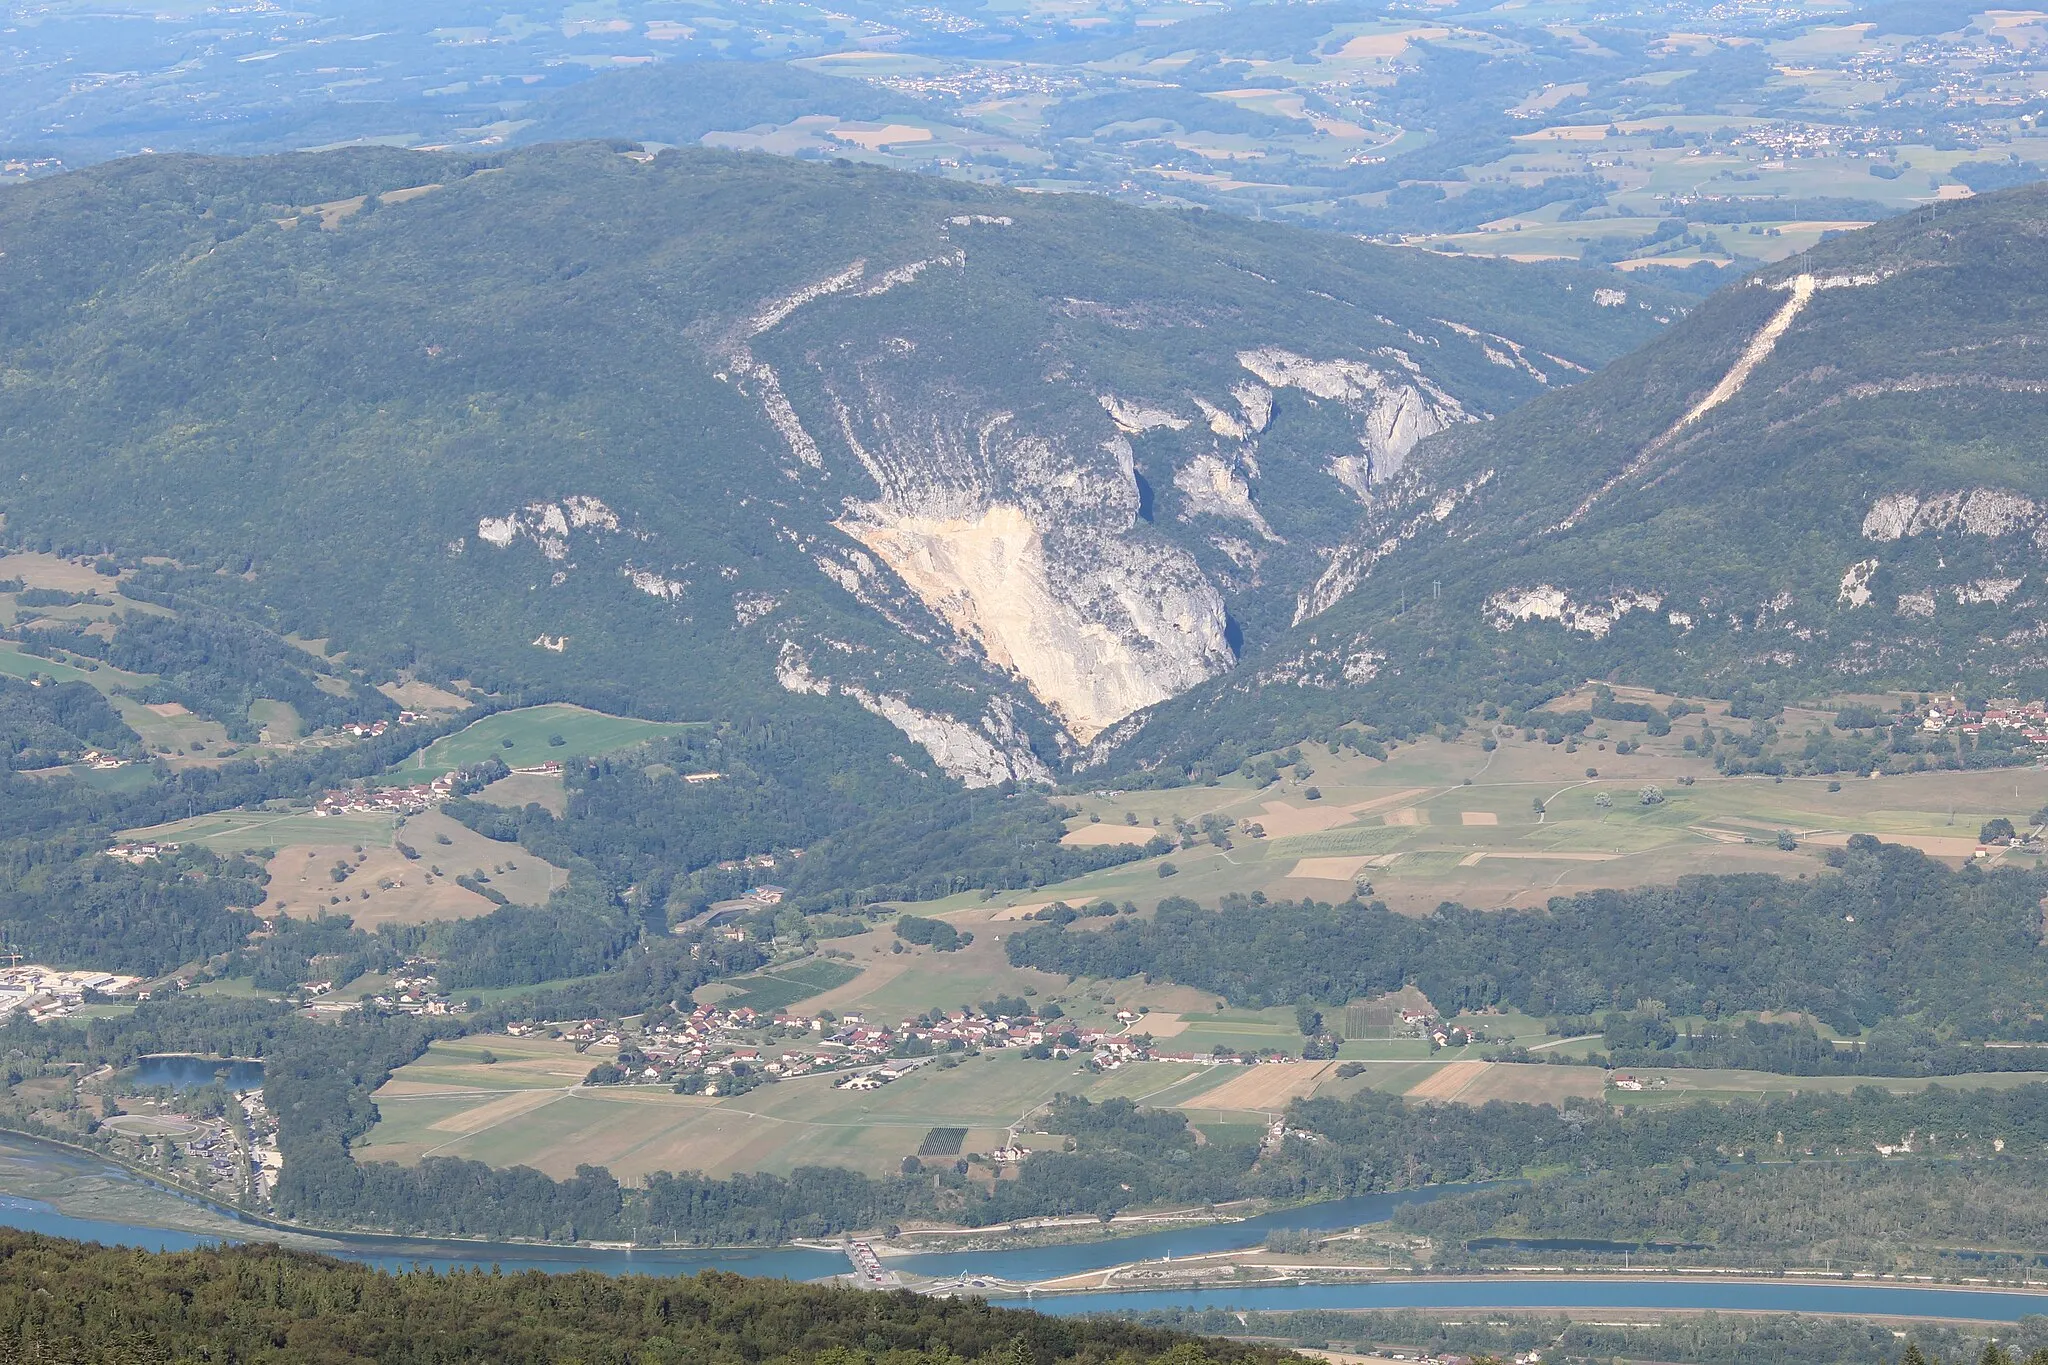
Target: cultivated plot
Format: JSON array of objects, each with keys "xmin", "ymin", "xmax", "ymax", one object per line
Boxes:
[{"xmin": 405, "ymin": 704, "xmax": 698, "ymax": 777}]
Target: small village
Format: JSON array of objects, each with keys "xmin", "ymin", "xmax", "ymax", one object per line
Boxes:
[
  {"xmin": 507, "ymin": 995, "xmax": 1412, "ymax": 1100},
  {"xmin": 511, "ymin": 1000, "xmax": 1149, "ymax": 1095},
  {"xmin": 1912, "ymin": 695, "xmax": 2048, "ymax": 743},
  {"xmin": 296, "ymin": 968, "xmax": 462, "ymax": 1018},
  {"xmin": 312, "ymin": 770, "xmax": 458, "ymax": 817},
  {"xmin": 46, "ymin": 1062, "xmax": 284, "ymax": 1210}
]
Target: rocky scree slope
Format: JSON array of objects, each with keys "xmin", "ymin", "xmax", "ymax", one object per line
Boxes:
[
  {"xmin": 1111, "ymin": 183, "xmax": 2048, "ymax": 761},
  {"xmin": 0, "ymin": 144, "xmax": 1675, "ymax": 780}
]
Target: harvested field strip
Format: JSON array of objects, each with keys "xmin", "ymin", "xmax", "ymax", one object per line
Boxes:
[
  {"xmin": 1342, "ymin": 788, "xmax": 1430, "ymax": 817},
  {"xmin": 1457, "ymin": 850, "xmax": 1622, "ymax": 866},
  {"xmin": 1286, "ymin": 855, "xmax": 1372, "ymax": 880},
  {"xmin": 426, "ymin": 1087, "xmax": 568, "ymax": 1136},
  {"xmin": 1063, "ymin": 824, "xmax": 1156, "ymax": 845},
  {"xmin": 1185, "ymin": 1060, "xmax": 1334, "ymax": 1111},
  {"xmin": 1453, "ymin": 1062, "xmax": 1607, "ymax": 1106},
  {"xmin": 1404, "ymin": 1059, "xmax": 1492, "ymax": 1102},
  {"xmin": 1254, "ymin": 800, "xmax": 1363, "ymax": 838}
]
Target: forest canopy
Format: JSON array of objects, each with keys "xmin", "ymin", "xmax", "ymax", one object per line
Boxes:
[{"xmin": 1004, "ymin": 837, "xmax": 2048, "ymax": 1038}]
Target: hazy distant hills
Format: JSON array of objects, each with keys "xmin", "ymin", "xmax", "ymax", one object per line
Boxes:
[
  {"xmin": 509, "ymin": 63, "xmax": 936, "ymax": 147},
  {"xmin": 0, "ymin": 143, "xmax": 1681, "ymax": 780}
]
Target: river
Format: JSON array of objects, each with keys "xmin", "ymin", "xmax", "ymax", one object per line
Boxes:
[
  {"xmin": 1028, "ymin": 1281, "xmax": 2048, "ymax": 1323},
  {"xmin": 888, "ymin": 1185, "xmax": 1485, "ymax": 1282},
  {"xmin": 0, "ymin": 1132, "xmax": 2042, "ymax": 1322}
]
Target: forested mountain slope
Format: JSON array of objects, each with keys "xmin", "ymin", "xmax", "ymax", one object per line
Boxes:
[
  {"xmin": 1116, "ymin": 185, "xmax": 2048, "ymax": 768},
  {"xmin": 0, "ymin": 144, "xmax": 1673, "ymax": 780}
]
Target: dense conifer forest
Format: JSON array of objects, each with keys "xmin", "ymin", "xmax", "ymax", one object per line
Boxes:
[{"xmin": 0, "ymin": 1233, "xmax": 1297, "ymax": 1364}]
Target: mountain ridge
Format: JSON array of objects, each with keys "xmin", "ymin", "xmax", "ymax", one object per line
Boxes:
[
  {"xmin": 0, "ymin": 142, "xmax": 1679, "ymax": 780},
  {"xmin": 1095, "ymin": 184, "xmax": 2048, "ymax": 772}
]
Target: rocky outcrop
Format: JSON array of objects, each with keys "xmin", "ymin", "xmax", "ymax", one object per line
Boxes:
[
  {"xmin": 476, "ymin": 495, "xmax": 623, "ymax": 561},
  {"xmin": 1174, "ymin": 454, "xmax": 1276, "ymax": 540},
  {"xmin": 1484, "ymin": 584, "xmax": 1664, "ymax": 639},
  {"xmin": 1838, "ymin": 559, "xmax": 1879, "ymax": 608},
  {"xmin": 1237, "ymin": 346, "xmax": 1470, "ymax": 492},
  {"xmin": 1862, "ymin": 488, "xmax": 2042, "ymax": 542},
  {"xmin": 773, "ymin": 642, "xmax": 1050, "ymax": 787},
  {"xmin": 843, "ymin": 685, "xmax": 1053, "ymax": 788},
  {"xmin": 1099, "ymin": 394, "xmax": 1189, "ymax": 434}
]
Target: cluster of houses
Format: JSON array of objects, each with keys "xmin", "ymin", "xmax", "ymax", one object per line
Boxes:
[
  {"xmin": 292, "ymin": 968, "xmax": 458, "ymax": 1016},
  {"xmin": 113, "ymin": 1091, "xmax": 278, "ymax": 1202},
  {"xmin": 1378, "ymin": 1006, "xmax": 1485, "ymax": 1052},
  {"xmin": 367, "ymin": 973, "xmax": 459, "ymax": 1015},
  {"xmin": 180, "ymin": 1121, "xmax": 247, "ymax": 1187},
  {"xmin": 714, "ymin": 852, "xmax": 783, "ymax": 873},
  {"xmin": 314, "ymin": 771, "xmax": 457, "ymax": 816},
  {"xmin": 828, "ymin": 1008, "xmax": 1118, "ymax": 1056},
  {"xmin": 243, "ymin": 1091, "xmax": 283, "ymax": 1197},
  {"xmin": 77, "ymin": 749, "xmax": 128, "ymax": 769},
  {"xmin": 104, "ymin": 840, "xmax": 177, "ymax": 864},
  {"xmin": 337, "ymin": 712, "xmax": 425, "ymax": 740},
  {"xmin": 505, "ymin": 1001, "xmax": 1164, "ymax": 1096},
  {"xmin": 1915, "ymin": 696, "xmax": 2048, "ymax": 743},
  {"xmin": 0, "ymin": 965, "xmax": 140, "ymax": 1020}
]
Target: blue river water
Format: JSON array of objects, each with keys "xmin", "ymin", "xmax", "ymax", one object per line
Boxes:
[
  {"xmin": 0, "ymin": 1130, "xmax": 2043, "ymax": 1321},
  {"xmin": 1027, "ymin": 1281, "xmax": 2048, "ymax": 1323},
  {"xmin": 889, "ymin": 1184, "xmax": 1484, "ymax": 1282}
]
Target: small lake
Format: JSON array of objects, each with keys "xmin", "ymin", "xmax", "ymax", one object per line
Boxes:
[{"xmin": 131, "ymin": 1056, "xmax": 265, "ymax": 1092}]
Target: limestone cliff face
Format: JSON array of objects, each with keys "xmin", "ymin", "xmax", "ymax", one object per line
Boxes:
[
  {"xmin": 838, "ymin": 504, "xmax": 1231, "ymax": 743},
  {"xmin": 690, "ymin": 209, "xmax": 1662, "ymax": 762},
  {"xmin": 816, "ymin": 379, "xmax": 1235, "ymax": 744},
  {"xmin": 1236, "ymin": 346, "xmax": 1471, "ymax": 496},
  {"xmin": 727, "ymin": 257, "xmax": 1236, "ymax": 746}
]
